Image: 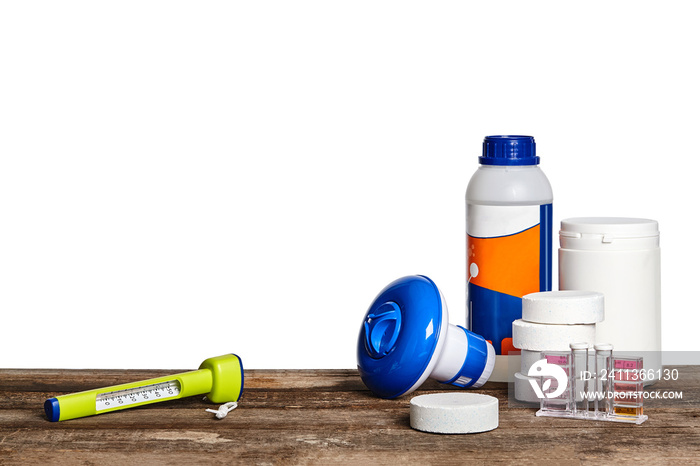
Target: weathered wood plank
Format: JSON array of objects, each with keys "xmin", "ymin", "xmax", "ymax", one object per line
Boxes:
[
  {"xmin": 2, "ymin": 405, "xmax": 700, "ymax": 430},
  {"xmin": 1, "ymin": 419, "xmax": 699, "ymax": 463},
  {"xmin": 1, "ymin": 367, "xmax": 698, "ymax": 464},
  {"xmin": 0, "ymin": 369, "xmax": 367, "ymax": 392},
  {"xmin": 0, "ymin": 390, "xmax": 697, "ymax": 424},
  {"xmin": 3, "ymin": 366, "xmax": 697, "ymax": 391}
]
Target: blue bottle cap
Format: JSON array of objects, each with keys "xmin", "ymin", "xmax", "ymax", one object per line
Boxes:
[
  {"xmin": 357, "ymin": 275, "xmax": 447, "ymax": 399},
  {"xmin": 480, "ymin": 135, "xmax": 539, "ymax": 166}
]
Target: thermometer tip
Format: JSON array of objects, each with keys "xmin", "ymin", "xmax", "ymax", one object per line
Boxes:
[{"xmin": 44, "ymin": 397, "xmax": 60, "ymax": 422}]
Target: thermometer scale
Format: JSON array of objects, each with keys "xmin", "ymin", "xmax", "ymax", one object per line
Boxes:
[
  {"xmin": 95, "ymin": 380, "xmax": 181, "ymax": 411},
  {"xmin": 45, "ymin": 354, "xmax": 243, "ymax": 422}
]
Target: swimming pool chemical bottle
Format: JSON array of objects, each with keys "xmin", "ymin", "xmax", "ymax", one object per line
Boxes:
[{"xmin": 466, "ymin": 135, "xmax": 553, "ymax": 381}]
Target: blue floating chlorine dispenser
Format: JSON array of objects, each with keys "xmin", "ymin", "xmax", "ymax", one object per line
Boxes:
[{"xmin": 357, "ymin": 275, "xmax": 496, "ymax": 399}]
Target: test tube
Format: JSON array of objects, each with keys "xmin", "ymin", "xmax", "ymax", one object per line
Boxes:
[
  {"xmin": 539, "ymin": 352, "xmax": 571, "ymax": 414},
  {"xmin": 570, "ymin": 343, "xmax": 589, "ymax": 416},
  {"xmin": 594, "ymin": 344, "xmax": 614, "ymax": 417},
  {"xmin": 612, "ymin": 356, "xmax": 644, "ymax": 418}
]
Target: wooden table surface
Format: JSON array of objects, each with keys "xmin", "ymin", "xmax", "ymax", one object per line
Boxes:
[{"xmin": 2, "ymin": 366, "xmax": 699, "ymax": 464}]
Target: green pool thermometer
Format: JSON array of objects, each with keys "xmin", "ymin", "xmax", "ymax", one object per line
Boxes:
[{"xmin": 44, "ymin": 354, "xmax": 243, "ymax": 422}]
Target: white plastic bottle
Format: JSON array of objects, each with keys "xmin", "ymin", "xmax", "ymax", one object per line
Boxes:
[{"xmin": 466, "ymin": 135, "xmax": 553, "ymax": 381}]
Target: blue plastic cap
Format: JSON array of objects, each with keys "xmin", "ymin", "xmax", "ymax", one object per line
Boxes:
[
  {"xmin": 231, "ymin": 353, "xmax": 244, "ymax": 402},
  {"xmin": 45, "ymin": 397, "xmax": 60, "ymax": 422},
  {"xmin": 480, "ymin": 135, "xmax": 539, "ymax": 166},
  {"xmin": 357, "ymin": 275, "xmax": 445, "ymax": 399}
]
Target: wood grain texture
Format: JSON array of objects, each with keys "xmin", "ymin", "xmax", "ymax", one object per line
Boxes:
[{"xmin": 1, "ymin": 367, "xmax": 699, "ymax": 464}]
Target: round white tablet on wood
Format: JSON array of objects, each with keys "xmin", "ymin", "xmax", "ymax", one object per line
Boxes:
[{"xmin": 409, "ymin": 393, "xmax": 498, "ymax": 434}]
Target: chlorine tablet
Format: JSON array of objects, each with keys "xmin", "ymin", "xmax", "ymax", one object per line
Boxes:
[
  {"xmin": 512, "ymin": 319, "xmax": 596, "ymax": 352},
  {"xmin": 521, "ymin": 349, "xmax": 545, "ymax": 374},
  {"xmin": 522, "ymin": 290, "xmax": 604, "ymax": 324},
  {"xmin": 514, "ymin": 372, "xmax": 540, "ymax": 403},
  {"xmin": 409, "ymin": 393, "xmax": 498, "ymax": 434}
]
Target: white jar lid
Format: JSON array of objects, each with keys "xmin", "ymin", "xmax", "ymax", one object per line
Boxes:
[{"xmin": 560, "ymin": 217, "xmax": 659, "ymax": 250}]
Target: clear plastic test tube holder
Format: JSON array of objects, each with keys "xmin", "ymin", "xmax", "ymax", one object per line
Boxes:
[{"xmin": 535, "ymin": 343, "xmax": 648, "ymax": 425}]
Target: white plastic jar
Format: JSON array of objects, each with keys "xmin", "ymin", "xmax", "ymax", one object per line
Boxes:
[{"xmin": 559, "ymin": 217, "xmax": 661, "ymax": 381}]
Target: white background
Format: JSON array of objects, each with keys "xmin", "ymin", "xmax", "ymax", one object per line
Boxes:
[{"xmin": 1, "ymin": 1, "xmax": 698, "ymax": 369}]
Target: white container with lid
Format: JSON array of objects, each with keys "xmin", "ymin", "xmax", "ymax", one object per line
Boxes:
[{"xmin": 558, "ymin": 218, "xmax": 661, "ymax": 382}]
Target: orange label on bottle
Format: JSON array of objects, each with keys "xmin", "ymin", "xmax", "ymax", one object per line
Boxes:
[{"xmin": 468, "ymin": 224, "xmax": 540, "ymax": 298}]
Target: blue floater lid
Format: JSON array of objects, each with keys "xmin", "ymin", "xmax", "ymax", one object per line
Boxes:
[{"xmin": 357, "ymin": 275, "xmax": 446, "ymax": 399}]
